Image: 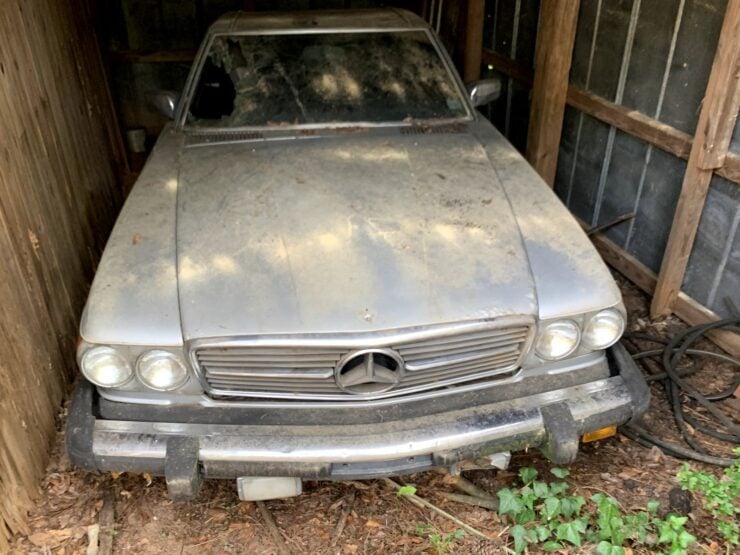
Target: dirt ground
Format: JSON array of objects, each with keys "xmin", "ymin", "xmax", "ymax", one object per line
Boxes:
[{"xmin": 8, "ymin": 276, "xmax": 738, "ymax": 554}]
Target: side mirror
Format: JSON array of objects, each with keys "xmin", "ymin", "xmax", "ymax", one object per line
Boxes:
[
  {"xmin": 146, "ymin": 90, "xmax": 179, "ymax": 120},
  {"xmin": 466, "ymin": 78, "xmax": 502, "ymax": 107}
]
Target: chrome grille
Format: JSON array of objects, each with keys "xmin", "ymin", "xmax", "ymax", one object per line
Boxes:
[
  {"xmin": 193, "ymin": 319, "xmax": 532, "ymax": 401},
  {"xmin": 197, "ymin": 347, "xmax": 344, "ymax": 394}
]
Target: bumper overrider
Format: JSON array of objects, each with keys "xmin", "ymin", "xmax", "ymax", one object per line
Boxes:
[{"xmin": 66, "ymin": 344, "xmax": 649, "ymax": 501}]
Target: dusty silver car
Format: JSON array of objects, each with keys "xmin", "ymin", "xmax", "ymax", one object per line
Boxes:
[{"xmin": 67, "ymin": 9, "xmax": 648, "ymax": 501}]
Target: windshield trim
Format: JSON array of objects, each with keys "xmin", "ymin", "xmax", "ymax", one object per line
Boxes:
[{"xmin": 175, "ymin": 27, "xmax": 474, "ymax": 131}]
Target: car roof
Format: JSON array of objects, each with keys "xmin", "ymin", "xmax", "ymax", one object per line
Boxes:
[{"xmin": 209, "ymin": 8, "xmax": 429, "ymax": 34}]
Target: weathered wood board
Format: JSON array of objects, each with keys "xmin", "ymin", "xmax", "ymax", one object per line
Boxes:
[{"xmin": 0, "ymin": 0, "xmax": 122, "ymax": 545}]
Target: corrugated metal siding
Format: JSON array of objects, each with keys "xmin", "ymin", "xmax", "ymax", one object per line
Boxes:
[
  {"xmin": 683, "ymin": 176, "xmax": 740, "ymax": 318},
  {"xmin": 485, "ymin": 0, "xmax": 738, "ymax": 317}
]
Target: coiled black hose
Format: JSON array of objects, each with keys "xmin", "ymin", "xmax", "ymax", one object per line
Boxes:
[{"xmin": 622, "ymin": 318, "xmax": 740, "ymax": 467}]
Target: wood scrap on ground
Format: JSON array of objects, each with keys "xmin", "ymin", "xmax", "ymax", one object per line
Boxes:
[
  {"xmin": 98, "ymin": 489, "xmax": 115, "ymax": 555},
  {"xmin": 330, "ymin": 490, "xmax": 355, "ymax": 547},
  {"xmin": 256, "ymin": 500, "xmax": 290, "ymax": 555},
  {"xmin": 437, "ymin": 491, "xmax": 500, "ymax": 511},
  {"xmin": 382, "ymin": 478, "xmax": 494, "ymax": 542}
]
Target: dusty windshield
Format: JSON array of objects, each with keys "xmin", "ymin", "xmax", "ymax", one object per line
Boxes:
[{"xmin": 186, "ymin": 31, "xmax": 468, "ymax": 128}]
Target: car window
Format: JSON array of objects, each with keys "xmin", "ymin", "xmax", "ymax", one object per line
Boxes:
[{"xmin": 186, "ymin": 31, "xmax": 467, "ymax": 128}]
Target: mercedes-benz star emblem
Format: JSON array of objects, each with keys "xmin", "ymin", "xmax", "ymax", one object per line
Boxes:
[{"xmin": 335, "ymin": 348, "xmax": 404, "ymax": 395}]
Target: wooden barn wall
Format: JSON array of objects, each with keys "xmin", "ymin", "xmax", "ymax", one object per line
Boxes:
[
  {"xmin": 484, "ymin": 0, "xmax": 740, "ymax": 320},
  {"xmin": 683, "ymin": 105, "xmax": 740, "ymax": 317},
  {"xmin": 0, "ymin": 0, "xmax": 123, "ymax": 546},
  {"xmin": 103, "ymin": 0, "xmax": 424, "ymax": 138}
]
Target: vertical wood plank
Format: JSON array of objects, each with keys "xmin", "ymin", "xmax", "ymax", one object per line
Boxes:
[
  {"xmin": 696, "ymin": 8, "xmax": 740, "ymax": 171},
  {"xmin": 651, "ymin": 0, "xmax": 740, "ymax": 317},
  {"xmin": 0, "ymin": 0, "xmax": 121, "ymax": 542},
  {"xmin": 525, "ymin": 0, "xmax": 581, "ymax": 186},
  {"xmin": 463, "ymin": 0, "xmax": 485, "ymax": 82}
]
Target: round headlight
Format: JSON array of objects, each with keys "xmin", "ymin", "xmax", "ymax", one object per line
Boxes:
[
  {"xmin": 535, "ymin": 320, "xmax": 580, "ymax": 360},
  {"xmin": 80, "ymin": 346, "xmax": 133, "ymax": 388},
  {"xmin": 136, "ymin": 350, "xmax": 188, "ymax": 391},
  {"xmin": 583, "ymin": 309, "xmax": 625, "ymax": 349}
]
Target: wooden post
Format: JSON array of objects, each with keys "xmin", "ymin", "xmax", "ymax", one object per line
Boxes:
[
  {"xmin": 525, "ymin": 0, "xmax": 580, "ymax": 186},
  {"xmin": 463, "ymin": 0, "xmax": 485, "ymax": 82},
  {"xmin": 651, "ymin": 0, "xmax": 740, "ymax": 318}
]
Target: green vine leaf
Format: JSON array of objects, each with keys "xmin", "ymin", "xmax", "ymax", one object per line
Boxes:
[
  {"xmin": 551, "ymin": 467, "xmax": 570, "ymax": 479},
  {"xmin": 519, "ymin": 467, "xmax": 538, "ymax": 485},
  {"xmin": 396, "ymin": 484, "xmax": 416, "ymax": 497}
]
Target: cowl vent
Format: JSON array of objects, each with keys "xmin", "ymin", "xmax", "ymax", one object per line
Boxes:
[{"xmin": 186, "ymin": 131, "xmax": 264, "ymax": 146}]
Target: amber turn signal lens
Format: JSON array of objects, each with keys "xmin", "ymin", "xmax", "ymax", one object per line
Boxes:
[{"xmin": 582, "ymin": 425, "xmax": 617, "ymax": 443}]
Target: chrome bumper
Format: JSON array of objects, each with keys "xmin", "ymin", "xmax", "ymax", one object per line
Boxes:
[{"xmin": 67, "ymin": 344, "xmax": 649, "ymax": 500}]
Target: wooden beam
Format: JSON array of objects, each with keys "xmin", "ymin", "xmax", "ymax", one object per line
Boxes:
[
  {"xmin": 566, "ymin": 88, "xmax": 693, "ymax": 160},
  {"xmin": 525, "ymin": 0, "xmax": 580, "ymax": 186},
  {"xmin": 481, "ymin": 48, "xmax": 533, "ymax": 85},
  {"xmin": 483, "ymin": 49, "xmax": 695, "ymax": 161},
  {"xmin": 696, "ymin": 43, "xmax": 740, "ymax": 169},
  {"xmin": 578, "ymin": 220, "xmax": 740, "ymax": 356},
  {"xmin": 651, "ymin": 0, "xmax": 740, "ymax": 317},
  {"xmin": 463, "ymin": 0, "xmax": 485, "ymax": 82},
  {"xmin": 483, "ymin": 48, "xmax": 740, "ymax": 186}
]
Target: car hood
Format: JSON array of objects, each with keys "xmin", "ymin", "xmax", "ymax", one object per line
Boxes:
[{"xmin": 175, "ymin": 132, "xmax": 538, "ymax": 340}]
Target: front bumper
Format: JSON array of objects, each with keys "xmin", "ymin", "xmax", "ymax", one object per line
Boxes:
[{"xmin": 66, "ymin": 344, "xmax": 649, "ymax": 500}]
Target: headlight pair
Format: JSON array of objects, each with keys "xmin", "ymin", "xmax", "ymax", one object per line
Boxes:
[
  {"xmin": 535, "ymin": 309, "xmax": 624, "ymax": 360},
  {"xmin": 80, "ymin": 347, "xmax": 188, "ymax": 391}
]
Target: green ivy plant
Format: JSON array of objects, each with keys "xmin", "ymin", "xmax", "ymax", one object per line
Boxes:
[
  {"xmin": 496, "ymin": 467, "xmax": 696, "ymax": 554},
  {"xmin": 677, "ymin": 447, "xmax": 740, "ymax": 546},
  {"xmin": 396, "ymin": 484, "xmax": 418, "ymax": 497}
]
